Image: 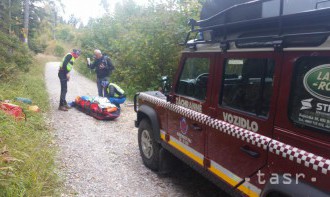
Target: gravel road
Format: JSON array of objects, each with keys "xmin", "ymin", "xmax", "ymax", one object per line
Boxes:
[{"xmin": 45, "ymin": 62, "xmax": 228, "ymax": 197}]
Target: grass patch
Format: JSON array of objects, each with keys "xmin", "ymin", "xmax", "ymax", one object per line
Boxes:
[{"xmin": 0, "ymin": 54, "xmax": 61, "ymax": 196}]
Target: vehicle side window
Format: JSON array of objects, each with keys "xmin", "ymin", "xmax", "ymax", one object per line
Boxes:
[
  {"xmin": 176, "ymin": 58, "xmax": 210, "ymax": 101},
  {"xmin": 289, "ymin": 57, "xmax": 330, "ymax": 133},
  {"xmin": 220, "ymin": 58, "xmax": 275, "ymax": 117}
]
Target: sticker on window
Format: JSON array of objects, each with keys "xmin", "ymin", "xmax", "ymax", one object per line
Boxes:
[
  {"xmin": 298, "ymin": 98, "xmax": 330, "ymax": 130},
  {"xmin": 290, "ymin": 58, "xmax": 330, "ymax": 133},
  {"xmin": 303, "ymin": 64, "xmax": 330, "ymax": 102}
]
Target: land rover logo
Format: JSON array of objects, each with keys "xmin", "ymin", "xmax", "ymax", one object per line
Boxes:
[{"xmin": 303, "ymin": 64, "xmax": 330, "ymax": 102}]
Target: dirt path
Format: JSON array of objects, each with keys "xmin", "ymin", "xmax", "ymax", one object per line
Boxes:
[{"xmin": 45, "ymin": 62, "xmax": 226, "ymax": 197}]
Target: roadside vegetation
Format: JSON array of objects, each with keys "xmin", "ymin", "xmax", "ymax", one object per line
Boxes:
[
  {"xmin": 1, "ymin": 1, "xmax": 63, "ymax": 194},
  {"xmin": 0, "ymin": 55, "xmax": 61, "ymax": 196}
]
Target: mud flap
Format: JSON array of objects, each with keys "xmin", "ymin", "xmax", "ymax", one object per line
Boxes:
[{"xmin": 158, "ymin": 148, "xmax": 178, "ymax": 174}]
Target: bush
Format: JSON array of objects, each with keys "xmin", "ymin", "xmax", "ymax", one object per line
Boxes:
[
  {"xmin": 0, "ymin": 61, "xmax": 16, "ymax": 79},
  {"xmin": 29, "ymin": 38, "xmax": 48, "ymax": 54},
  {"xmin": 54, "ymin": 45, "xmax": 65, "ymax": 57},
  {"xmin": 13, "ymin": 51, "xmax": 32, "ymax": 73},
  {"xmin": 0, "ymin": 32, "xmax": 33, "ymax": 80},
  {"xmin": 56, "ymin": 25, "xmax": 75, "ymax": 42}
]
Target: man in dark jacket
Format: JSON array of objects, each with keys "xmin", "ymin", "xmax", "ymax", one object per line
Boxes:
[
  {"xmin": 58, "ymin": 49, "xmax": 81, "ymax": 111},
  {"xmin": 87, "ymin": 49, "xmax": 114, "ymax": 97}
]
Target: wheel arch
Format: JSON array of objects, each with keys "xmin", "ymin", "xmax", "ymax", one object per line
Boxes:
[{"xmin": 137, "ymin": 104, "xmax": 161, "ymax": 143}]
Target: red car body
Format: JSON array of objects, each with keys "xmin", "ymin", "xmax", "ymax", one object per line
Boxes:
[{"xmin": 135, "ymin": 1, "xmax": 330, "ymax": 196}]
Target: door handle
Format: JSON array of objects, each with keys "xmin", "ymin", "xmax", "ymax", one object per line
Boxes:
[
  {"xmin": 240, "ymin": 145, "xmax": 260, "ymax": 158},
  {"xmin": 191, "ymin": 123, "xmax": 202, "ymax": 131}
]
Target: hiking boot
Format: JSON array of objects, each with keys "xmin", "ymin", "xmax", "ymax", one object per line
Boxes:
[
  {"xmin": 64, "ymin": 104, "xmax": 72, "ymax": 109},
  {"xmin": 58, "ymin": 106, "xmax": 68, "ymax": 111}
]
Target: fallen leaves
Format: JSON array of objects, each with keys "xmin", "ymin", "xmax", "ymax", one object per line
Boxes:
[
  {"xmin": 0, "ymin": 145, "xmax": 20, "ymax": 183},
  {"xmin": 0, "ymin": 144, "xmax": 23, "ymax": 177},
  {"xmin": 1, "ymin": 145, "xmax": 23, "ymax": 164}
]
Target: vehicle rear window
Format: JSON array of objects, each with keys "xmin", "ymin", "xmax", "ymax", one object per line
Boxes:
[
  {"xmin": 176, "ymin": 58, "xmax": 210, "ymax": 101},
  {"xmin": 220, "ymin": 58, "xmax": 275, "ymax": 117},
  {"xmin": 289, "ymin": 57, "xmax": 330, "ymax": 133}
]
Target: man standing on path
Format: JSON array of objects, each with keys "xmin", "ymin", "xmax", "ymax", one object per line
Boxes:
[
  {"xmin": 58, "ymin": 49, "xmax": 81, "ymax": 111},
  {"xmin": 87, "ymin": 49, "xmax": 114, "ymax": 97}
]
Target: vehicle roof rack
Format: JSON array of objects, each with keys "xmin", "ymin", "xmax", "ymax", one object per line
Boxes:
[{"xmin": 183, "ymin": 0, "xmax": 330, "ymax": 51}]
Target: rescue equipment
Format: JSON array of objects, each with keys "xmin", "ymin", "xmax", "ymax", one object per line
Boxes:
[
  {"xmin": 15, "ymin": 97, "xmax": 32, "ymax": 104},
  {"xmin": 28, "ymin": 105, "xmax": 40, "ymax": 112},
  {"xmin": 73, "ymin": 96, "xmax": 120, "ymax": 120},
  {"xmin": 0, "ymin": 102, "xmax": 25, "ymax": 120}
]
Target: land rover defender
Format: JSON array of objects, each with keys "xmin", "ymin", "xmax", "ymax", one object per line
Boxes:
[{"xmin": 134, "ymin": 0, "xmax": 330, "ymax": 196}]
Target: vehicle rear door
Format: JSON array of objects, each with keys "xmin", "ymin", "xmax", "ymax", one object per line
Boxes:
[
  {"xmin": 206, "ymin": 51, "xmax": 282, "ymax": 196},
  {"xmin": 165, "ymin": 52, "xmax": 215, "ymax": 167},
  {"xmin": 272, "ymin": 51, "xmax": 330, "ymax": 193}
]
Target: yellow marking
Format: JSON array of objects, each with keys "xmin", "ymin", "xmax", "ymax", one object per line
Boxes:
[
  {"xmin": 166, "ymin": 137, "xmax": 204, "ymax": 166},
  {"xmin": 160, "ymin": 133, "xmax": 165, "ymax": 140},
  {"xmin": 237, "ymin": 184, "xmax": 260, "ymax": 197},
  {"xmin": 209, "ymin": 165, "xmax": 260, "ymax": 196},
  {"xmin": 209, "ymin": 165, "xmax": 239, "ymax": 187},
  {"xmin": 161, "ymin": 133, "xmax": 259, "ymax": 197}
]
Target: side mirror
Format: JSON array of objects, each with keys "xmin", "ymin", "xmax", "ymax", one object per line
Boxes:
[{"xmin": 160, "ymin": 75, "xmax": 171, "ymax": 96}]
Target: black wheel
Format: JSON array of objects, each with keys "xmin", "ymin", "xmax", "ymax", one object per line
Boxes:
[{"xmin": 138, "ymin": 119, "xmax": 160, "ymax": 171}]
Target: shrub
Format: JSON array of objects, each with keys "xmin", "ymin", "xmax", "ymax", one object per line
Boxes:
[
  {"xmin": 29, "ymin": 38, "xmax": 48, "ymax": 54},
  {"xmin": 54, "ymin": 45, "xmax": 65, "ymax": 57},
  {"xmin": 56, "ymin": 25, "xmax": 75, "ymax": 42},
  {"xmin": 0, "ymin": 32, "xmax": 33, "ymax": 80}
]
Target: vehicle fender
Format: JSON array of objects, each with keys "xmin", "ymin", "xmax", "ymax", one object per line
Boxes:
[
  {"xmin": 261, "ymin": 175, "xmax": 329, "ymax": 197},
  {"xmin": 137, "ymin": 104, "xmax": 161, "ymax": 143}
]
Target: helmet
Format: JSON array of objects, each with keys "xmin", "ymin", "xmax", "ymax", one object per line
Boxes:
[
  {"xmin": 101, "ymin": 80, "xmax": 109, "ymax": 87},
  {"xmin": 72, "ymin": 49, "xmax": 81, "ymax": 58}
]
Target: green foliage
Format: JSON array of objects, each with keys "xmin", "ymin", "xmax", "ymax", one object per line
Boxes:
[
  {"xmin": 0, "ymin": 55, "xmax": 61, "ymax": 196},
  {"xmin": 0, "ymin": 31, "xmax": 33, "ymax": 79},
  {"xmin": 56, "ymin": 25, "xmax": 75, "ymax": 42},
  {"xmin": 76, "ymin": 0, "xmax": 203, "ymax": 98},
  {"xmin": 29, "ymin": 38, "xmax": 48, "ymax": 53},
  {"xmin": 54, "ymin": 45, "xmax": 65, "ymax": 57},
  {"xmin": 28, "ymin": 2, "xmax": 48, "ymax": 50}
]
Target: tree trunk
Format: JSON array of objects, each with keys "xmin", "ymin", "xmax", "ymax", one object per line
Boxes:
[
  {"xmin": 8, "ymin": 0, "xmax": 11, "ymax": 34},
  {"xmin": 23, "ymin": 0, "xmax": 29, "ymax": 44}
]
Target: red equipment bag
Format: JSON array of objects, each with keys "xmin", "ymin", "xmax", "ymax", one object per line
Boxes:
[{"xmin": 0, "ymin": 102, "xmax": 25, "ymax": 120}]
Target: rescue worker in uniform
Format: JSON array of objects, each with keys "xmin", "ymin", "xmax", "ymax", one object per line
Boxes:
[
  {"xmin": 104, "ymin": 82, "xmax": 126, "ymax": 108},
  {"xmin": 58, "ymin": 49, "xmax": 81, "ymax": 111},
  {"xmin": 87, "ymin": 49, "xmax": 114, "ymax": 97}
]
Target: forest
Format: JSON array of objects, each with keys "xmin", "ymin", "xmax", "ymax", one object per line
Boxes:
[{"xmin": 0, "ymin": 0, "xmax": 203, "ymax": 97}]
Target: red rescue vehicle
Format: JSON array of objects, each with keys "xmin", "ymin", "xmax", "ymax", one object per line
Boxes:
[{"xmin": 134, "ymin": 0, "xmax": 330, "ymax": 196}]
